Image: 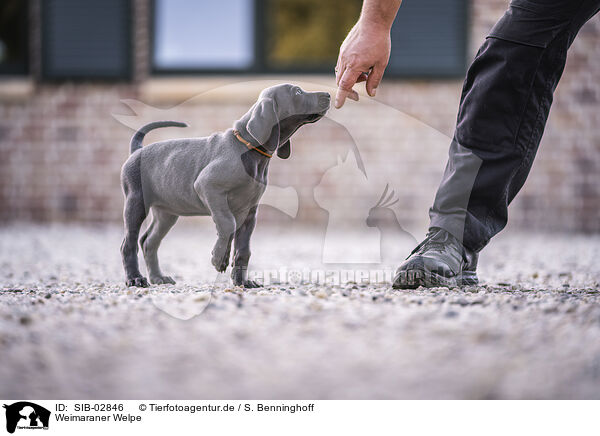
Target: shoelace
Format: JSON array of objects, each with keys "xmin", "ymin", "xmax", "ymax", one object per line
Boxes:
[{"xmin": 408, "ymin": 228, "xmax": 454, "ymax": 257}]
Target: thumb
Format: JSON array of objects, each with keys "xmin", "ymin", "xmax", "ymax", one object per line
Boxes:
[{"xmin": 366, "ymin": 63, "xmax": 386, "ymax": 97}]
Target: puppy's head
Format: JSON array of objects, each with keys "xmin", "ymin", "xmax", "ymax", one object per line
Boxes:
[{"xmin": 244, "ymin": 84, "xmax": 330, "ymax": 159}]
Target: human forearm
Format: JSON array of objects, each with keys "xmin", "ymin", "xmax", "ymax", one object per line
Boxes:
[
  {"xmin": 334, "ymin": 0, "xmax": 401, "ymax": 108},
  {"xmin": 359, "ymin": 0, "xmax": 402, "ymax": 30}
]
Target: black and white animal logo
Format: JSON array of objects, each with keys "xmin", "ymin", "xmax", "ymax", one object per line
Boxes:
[{"xmin": 3, "ymin": 402, "xmax": 50, "ymax": 434}]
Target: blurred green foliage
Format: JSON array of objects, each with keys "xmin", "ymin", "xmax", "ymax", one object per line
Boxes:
[{"xmin": 266, "ymin": 0, "xmax": 361, "ymax": 69}]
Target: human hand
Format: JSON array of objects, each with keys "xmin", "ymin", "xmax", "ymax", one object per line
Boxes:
[{"xmin": 334, "ymin": 20, "xmax": 391, "ymax": 108}]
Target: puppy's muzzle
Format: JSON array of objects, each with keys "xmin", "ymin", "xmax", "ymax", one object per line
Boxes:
[
  {"xmin": 307, "ymin": 92, "xmax": 331, "ymax": 121},
  {"xmin": 317, "ymin": 93, "xmax": 331, "ymax": 112}
]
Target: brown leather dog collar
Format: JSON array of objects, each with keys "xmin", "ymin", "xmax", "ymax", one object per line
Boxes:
[{"xmin": 233, "ymin": 130, "xmax": 272, "ymax": 158}]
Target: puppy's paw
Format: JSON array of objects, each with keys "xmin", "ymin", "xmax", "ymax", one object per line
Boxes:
[
  {"xmin": 126, "ymin": 276, "xmax": 149, "ymax": 288},
  {"xmin": 150, "ymin": 275, "xmax": 176, "ymax": 285},
  {"xmin": 231, "ymin": 270, "xmax": 262, "ymax": 288},
  {"xmin": 211, "ymin": 254, "xmax": 229, "ymax": 272},
  {"xmin": 211, "ymin": 246, "xmax": 230, "ymax": 272}
]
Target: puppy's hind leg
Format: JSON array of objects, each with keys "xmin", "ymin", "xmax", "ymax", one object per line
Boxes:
[
  {"xmin": 121, "ymin": 191, "xmax": 149, "ymax": 287},
  {"xmin": 141, "ymin": 208, "xmax": 178, "ymax": 284}
]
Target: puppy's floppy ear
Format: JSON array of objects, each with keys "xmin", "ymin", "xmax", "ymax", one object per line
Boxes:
[
  {"xmin": 247, "ymin": 98, "xmax": 278, "ymax": 145},
  {"xmin": 276, "ymin": 140, "xmax": 291, "ymax": 159}
]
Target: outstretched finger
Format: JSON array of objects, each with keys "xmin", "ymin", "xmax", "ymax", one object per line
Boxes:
[
  {"xmin": 335, "ymin": 68, "xmax": 362, "ymax": 108},
  {"xmin": 336, "ymin": 62, "xmax": 367, "ymax": 84},
  {"xmin": 335, "ymin": 88, "xmax": 359, "ymax": 108}
]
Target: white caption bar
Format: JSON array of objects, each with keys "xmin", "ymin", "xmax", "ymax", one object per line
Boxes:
[{"xmin": 0, "ymin": 400, "xmax": 597, "ymax": 435}]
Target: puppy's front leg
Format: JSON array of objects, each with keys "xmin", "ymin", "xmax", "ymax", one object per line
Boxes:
[
  {"xmin": 195, "ymin": 180, "xmax": 235, "ymax": 273},
  {"xmin": 232, "ymin": 206, "xmax": 261, "ymax": 288}
]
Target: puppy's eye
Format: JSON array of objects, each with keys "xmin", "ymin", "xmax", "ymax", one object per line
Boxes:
[{"xmin": 295, "ymin": 89, "xmax": 302, "ymax": 95}]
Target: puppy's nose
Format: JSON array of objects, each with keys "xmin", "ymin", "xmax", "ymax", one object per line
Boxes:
[{"xmin": 318, "ymin": 93, "xmax": 331, "ymax": 110}]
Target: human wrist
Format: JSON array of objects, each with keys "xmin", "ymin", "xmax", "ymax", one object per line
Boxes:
[
  {"xmin": 357, "ymin": 16, "xmax": 392, "ymax": 34},
  {"xmin": 358, "ymin": 0, "xmax": 400, "ymax": 31}
]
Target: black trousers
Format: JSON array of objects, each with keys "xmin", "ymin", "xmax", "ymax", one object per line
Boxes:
[{"xmin": 429, "ymin": 0, "xmax": 600, "ymax": 252}]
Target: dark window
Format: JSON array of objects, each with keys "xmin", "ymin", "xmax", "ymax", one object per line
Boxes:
[
  {"xmin": 41, "ymin": 0, "xmax": 131, "ymax": 80},
  {"xmin": 389, "ymin": 0, "xmax": 467, "ymax": 77},
  {"xmin": 0, "ymin": 0, "xmax": 28, "ymax": 75},
  {"xmin": 152, "ymin": 0, "xmax": 467, "ymax": 77}
]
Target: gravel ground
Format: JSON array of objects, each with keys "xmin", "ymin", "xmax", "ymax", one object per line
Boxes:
[{"xmin": 1, "ymin": 223, "xmax": 600, "ymax": 399}]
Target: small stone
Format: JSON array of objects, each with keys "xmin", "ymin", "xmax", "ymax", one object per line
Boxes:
[{"xmin": 314, "ymin": 290, "xmax": 328, "ymax": 299}]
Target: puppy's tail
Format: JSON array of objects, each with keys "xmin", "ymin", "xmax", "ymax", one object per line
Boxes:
[{"xmin": 130, "ymin": 121, "xmax": 188, "ymax": 154}]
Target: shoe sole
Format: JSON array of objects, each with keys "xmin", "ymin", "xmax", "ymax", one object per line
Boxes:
[{"xmin": 392, "ymin": 268, "xmax": 478, "ymax": 289}]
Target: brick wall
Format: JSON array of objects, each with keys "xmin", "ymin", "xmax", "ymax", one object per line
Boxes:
[{"xmin": 0, "ymin": 0, "xmax": 599, "ymax": 233}]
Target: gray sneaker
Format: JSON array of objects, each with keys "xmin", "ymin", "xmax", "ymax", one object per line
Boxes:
[{"xmin": 393, "ymin": 227, "xmax": 478, "ymax": 289}]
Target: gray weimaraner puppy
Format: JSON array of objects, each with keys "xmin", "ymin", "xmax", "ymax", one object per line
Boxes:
[{"xmin": 120, "ymin": 83, "xmax": 330, "ymax": 287}]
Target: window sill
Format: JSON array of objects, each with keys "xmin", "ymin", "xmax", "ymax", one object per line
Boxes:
[
  {"xmin": 0, "ymin": 77, "xmax": 34, "ymax": 101},
  {"xmin": 139, "ymin": 75, "xmax": 338, "ymax": 104}
]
